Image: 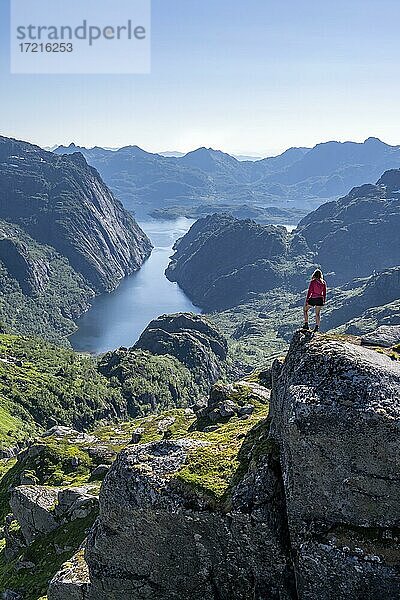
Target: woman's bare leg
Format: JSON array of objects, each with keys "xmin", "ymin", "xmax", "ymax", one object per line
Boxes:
[
  {"xmin": 303, "ymin": 302, "xmax": 309, "ymax": 324},
  {"xmin": 315, "ymin": 306, "xmax": 322, "ymax": 327}
]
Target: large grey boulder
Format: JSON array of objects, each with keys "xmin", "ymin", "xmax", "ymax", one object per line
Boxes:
[
  {"xmin": 48, "ymin": 332, "xmax": 400, "ymax": 600},
  {"xmin": 55, "ymin": 486, "xmax": 99, "ymax": 521},
  {"xmin": 48, "ymin": 549, "xmax": 90, "ymax": 600},
  {"xmin": 270, "ymin": 330, "xmax": 400, "ymax": 598},
  {"xmin": 82, "ymin": 438, "xmax": 294, "ymax": 600},
  {"xmin": 8, "ymin": 484, "xmax": 99, "ymax": 550},
  {"xmin": 361, "ymin": 324, "xmax": 400, "ymax": 348},
  {"xmin": 9, "ymin": 486, "xmax": 59, "ymax": 545}
]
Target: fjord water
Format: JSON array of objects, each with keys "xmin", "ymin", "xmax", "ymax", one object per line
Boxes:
[{"xmin": 69, "ymin": 219, "xmax": 200, "ymax": 354}]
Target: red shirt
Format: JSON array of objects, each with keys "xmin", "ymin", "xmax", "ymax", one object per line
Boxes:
[{"xmin": 307, "ymin": 279, "xmax": 327, "ymax": 302}]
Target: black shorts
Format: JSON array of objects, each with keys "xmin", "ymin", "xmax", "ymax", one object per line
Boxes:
[{"xmin": 307, "ymin": 297, "xmax": 324, "ymax": 307}]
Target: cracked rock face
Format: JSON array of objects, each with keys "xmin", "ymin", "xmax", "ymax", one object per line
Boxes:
[
  {"xmin": 79, "ymin": 437, "xmax": 294, "ymax": 600},
  {"xmin": 271, "ymin": 331, "xmax": 400, "ymax": 598},
  {"xmin": 0, "ymin": 135, "xmax": 153, "ymax": 294},
  {"xmin": 48, "ymin": 549, "xmax": 90, "ymax": 600},
  {"xmin": 9, "ymin": 486, "xmax": 59, "ymax": 545}
]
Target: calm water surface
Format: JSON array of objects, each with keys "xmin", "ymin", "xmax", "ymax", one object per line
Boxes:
[{"xmin": 69, "ymin": 218, "xmax": 200, "ymax": 354}]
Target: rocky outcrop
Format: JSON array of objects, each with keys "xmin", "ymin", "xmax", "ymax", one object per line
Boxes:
[
  {"xmin": 166, "ymin": 214, "xmax": 314, "ymax": 310},
  {"xmin": 361, "ymin": 325, "xmax": 400, "ymax": 347},
  {"xmin": 7, "ymin": 485, "xmax": 98, "ymax": 548},
  {"xmin": 50, "ymin": 333, "xmax": 400, "ymax": 600},
  {"xmin": 134, "ymin": 313, "xmax": 228, "ymax": 390},
  {"xmin": 9, "ymin": 486, "xmax": 59, "ymax": 545},
  {"xmin": 297, "ymin": 169, "xmax": 400, "ymax": 285},
  {"xmin": 196, "ymin": 380, "xmax": 269, "ymax": 426},
  {"xmin": 270, "ymin": 331, "xmax": 400, "ymax": 598},
  {"xmin": 48, "ymin": 549, "xmax": 90, "ymax": 600},
  {"xmin": 80, "ymin": 437, "xmax": 294, "ymax": 600}
]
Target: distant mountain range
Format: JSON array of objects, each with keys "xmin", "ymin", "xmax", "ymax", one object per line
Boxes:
[
  {"xmin": 159, "ymin": 151, "xmax": 263, "ymax": 161},
  {"xmin": 54, "ymin": 137, "xmax": 400, "ymax": 219}
]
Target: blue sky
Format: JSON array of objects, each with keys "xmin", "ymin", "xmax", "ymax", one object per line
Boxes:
[{"xmin": 1, "ymin": 0, "xmax": 400, "ymax": 155}]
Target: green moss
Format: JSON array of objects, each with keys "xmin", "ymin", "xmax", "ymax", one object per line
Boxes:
[
  {"xmin": 176, "ymin": 445, "xmax": 235, "ymax": 500},
  {"xmin": 0, "ymin": 439, "xmax": 93, "ymax": 521},
  {"xmin": 0, "ymin": 513, "xmax": 97, "ymax": 600},
  {"xmin": 176, "ymin": 399, "xmax": 270, "ymax": 505},
  {"xmin": 93, "ymin": 408, "xmax": 196, "ymax": 451}
]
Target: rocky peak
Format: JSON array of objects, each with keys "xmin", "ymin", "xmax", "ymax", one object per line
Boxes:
[
  {"xmin": 134, "ymin": 313, "xmax": 228, "ymax": 390},
  {"xmin": 50, "ymin": 333, "xmax": 400, "ymax": 599},
  {"xmin": 165, "ymin": 214, "xmax": 308, "ymax": 310}
]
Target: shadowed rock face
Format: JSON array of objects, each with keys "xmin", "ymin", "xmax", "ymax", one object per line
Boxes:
[
  {"xmin": 322, "ymin": 266, "xmax": 400, "ymax": 332},
  {"xmin": 0, "ymin": 237, "xmax": 49, "ymax": 296},
  {"xmin": 296, "ymin": 169, "xmax": 400, "ymax": 285},
  {"xmin": 165, "ymin": 214, "xmax": 314, "ymax": 310},
  {"xmin": 0, "ymin": 135, "xmax": 152, "ymax": 293},
  {"xmin": 165, "ymin": 170, "xmax": 400, "ymax": 310},
  {"xmin": 49, "ymin": 333, "xmax": 400, "ymax": 600},
  {"xmin": 134, "ymin": 313, "xmax": 228, "ymax": 390}
]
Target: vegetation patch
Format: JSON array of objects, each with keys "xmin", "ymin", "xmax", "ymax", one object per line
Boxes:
[
  {"xmin": 0, "ymin": 513, "xmax": 97, "ymax": 600},
  {"xmin": 0, "ymin": 333, "xmax": 125, "ymax": 450},
  {"xmin": 176, "ymin": 397, "xmax": 270, "ymax": 504}
]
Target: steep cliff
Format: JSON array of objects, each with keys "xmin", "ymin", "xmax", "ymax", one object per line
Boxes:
[
  {"xmin": 49, "ymin": 333, "xmax": 400, "ymax": 600},
  {"xmin": 296, "ymin": 168, "xmax": 400, "ymax": 284},
  {"xmin": 0, "ymin": 136, "xmax": 152, "ymax": 292},
  {"xmin": 0, "ymin": 136, "xmax": 152, "ymax": 341},
  {"xmin": 166, "ymin": 214, "xmax": 314, "ymax": 310},
  {"xmin": 165, "ymin": 170, "xmax": 400, "ymax": 311},
  {"xmin": 0, "ymin": 221, "xmax": 95, "ymax": 342}
]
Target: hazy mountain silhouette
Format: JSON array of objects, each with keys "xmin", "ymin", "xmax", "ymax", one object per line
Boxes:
[{"xmin": 54, "ymin": 138, "xmax": 400, "ymax": 218}]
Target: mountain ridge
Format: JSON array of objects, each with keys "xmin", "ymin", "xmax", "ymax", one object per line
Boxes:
[{"xmin": 53, "ymin": 137, "xmax": 400, "ymax": 218}]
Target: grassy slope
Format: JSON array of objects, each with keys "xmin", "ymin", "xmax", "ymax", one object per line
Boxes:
[
  {"xmin": 0, "ymin": 334, "xmax": 124, "ymax": 452},
  {"xmin": 0, "ymin": 378, "xmax": 270, "ymax": 599},
  {"xmin": 0, "ymin": 334, "xmax": 204, "ymax": 453}
]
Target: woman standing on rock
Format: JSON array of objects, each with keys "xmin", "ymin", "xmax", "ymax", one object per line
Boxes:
[{"xmin": 303, "ymin": 269, "xmax": 327, "ymax": 332}]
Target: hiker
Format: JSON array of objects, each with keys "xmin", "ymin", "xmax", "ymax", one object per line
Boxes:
[{"xmin": 303, "ymin": 269, "xmax": 327, "ymax": 332}]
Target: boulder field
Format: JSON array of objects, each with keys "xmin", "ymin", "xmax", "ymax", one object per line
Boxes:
[{"xmin": 48, "ymin": 332, "xmax": 400, "ymax": 600}]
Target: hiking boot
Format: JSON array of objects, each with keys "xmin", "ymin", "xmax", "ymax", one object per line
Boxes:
[{"xmin": 302, "ymin": 323, "xmax": 309, "ymax": 330}]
